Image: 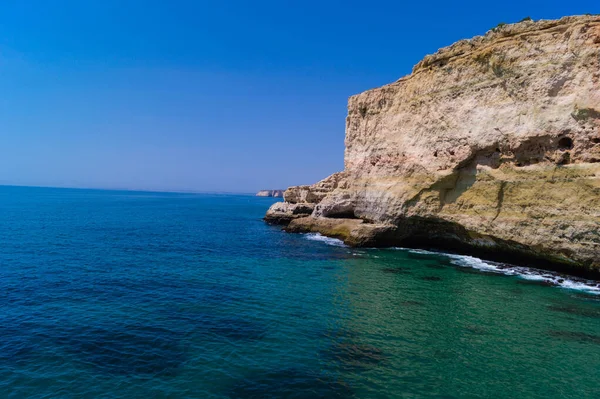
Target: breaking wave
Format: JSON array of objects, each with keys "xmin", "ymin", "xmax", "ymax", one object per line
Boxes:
[
  {"xmin": 396, "ymin": 247, "xmax": 600, "ymax": 295},
  {"xmin": 304, "ymin": 233, "xmax": 346, "ymax": 247},
  {"xmin": 302, "ymin": 234, "xmax": 599, "ymax": 295}
]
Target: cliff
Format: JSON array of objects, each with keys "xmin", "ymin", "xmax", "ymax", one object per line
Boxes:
[
  {"xmin": 256, "ymin": 190, "xmax": 284, "ymax": 198},
  {"xmin": 265, "ymin": 15, "xmax": 600, "ymax": 278}
]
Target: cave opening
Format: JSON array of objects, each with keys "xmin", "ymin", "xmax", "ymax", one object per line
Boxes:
[
  {"xmin": 558, "ymin": 137, "xmax": 574, "ymax": 150},
  {"xmin": 327, "ymin": 211, "xmax": 359, "ymax": 219}
]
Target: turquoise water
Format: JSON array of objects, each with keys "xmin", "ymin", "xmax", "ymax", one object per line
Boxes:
[{"xmin": 1, "ymin": 186, "xmax": 599, "ymax": 398}]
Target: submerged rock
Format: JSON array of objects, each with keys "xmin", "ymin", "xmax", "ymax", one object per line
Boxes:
[
  {"xmin": 420, "ymin": 276, "xmax": 443, "ymax": 282},
  {"xmin": 229, "ymin": 368, "xmax": 355, "ymax": 398},
  {"xmin": 54, "ymin": 325, "xmax": 187, "ymax": 376},
  {"xmin": 546, "ymin": 304, "xmax": 600, "ymax": 318},
  {"xmin": 381, "ymin": 267, "xmax": 412, "ymax": 274},
  {"xmin": 320, "ymin": 341, "xmax": 387, "ymax": 371},
  {"xmin": 548, "ymin": 330, "xmax": 600, "ymax": 344},
  {"xmin": 266, "ymin": 15, "xmax": 600, "ymax": 278}
]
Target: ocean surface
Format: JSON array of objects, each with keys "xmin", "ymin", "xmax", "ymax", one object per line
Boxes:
[{"xmin": 1, "ymin": 186, "xmax": 599, "ymax": 399}]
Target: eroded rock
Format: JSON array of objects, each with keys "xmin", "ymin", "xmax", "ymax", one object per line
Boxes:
[
  {"xmin": 264, "ymin": 202, "xmax": 315, "ymax": 225},
  {"xmin": 266, "ymin": 16, "xmax": 600, "ymax": 277},
  {"xmin": 283, "ymin": 172, "xmax": 348, "ymax": 204}
]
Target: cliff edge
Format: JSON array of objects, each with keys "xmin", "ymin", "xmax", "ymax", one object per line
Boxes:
[{"xmin": 266, "ymin": 16, "xmax": 600, "ymax": 278}]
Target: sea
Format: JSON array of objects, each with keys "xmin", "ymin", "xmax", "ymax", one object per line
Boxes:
[{"xmin": 0, "ymin": 185, "xmax": 599, "ymax": 398}]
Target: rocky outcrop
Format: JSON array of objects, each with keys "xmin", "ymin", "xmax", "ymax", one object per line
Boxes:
[
  {"xmin": 256, "ymin": 190, "xmax": 284, "ymax": 198},
  {"xmin": 266, "ymin": 16, "xmax": 600, "ymax": 278},
  {"xmin": 264, "ymin": 202, "xmax": 315, "ymax": 225},
  {"xmin": 264, "ymin": 173, "xmax": 348, "ymax": 224},
  {"xmin": 282, "ymin": 172, "xmax": 349, "ymax": 204}
]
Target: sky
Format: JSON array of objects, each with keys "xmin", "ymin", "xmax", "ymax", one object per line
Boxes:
[{"xmin": 1, "ymin": 1, "xmax": 598, "ymax": 193}]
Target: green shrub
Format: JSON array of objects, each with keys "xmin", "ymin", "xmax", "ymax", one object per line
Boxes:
[
  {"xmin": 491, "ymin": 22, "xmax": 507, "ymax": 33},
  {"xmin": 572, "ymin": 108, "xmax": 600, "ymax": 121}
]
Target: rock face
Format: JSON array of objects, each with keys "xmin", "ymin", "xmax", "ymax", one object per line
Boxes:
[
  {"xmin": 263, "ymin": 173, "xmax": 348, "ymax": 224},
  {"xmin": 256, "ymin": 190, "xmax": 284, "ymax": 198},
  {"xmin": 265, "ymin": 16, "xmax": 600, "ymax": 278}
]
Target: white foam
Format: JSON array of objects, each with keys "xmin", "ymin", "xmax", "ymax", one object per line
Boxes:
[
  {"xmin": 304, "ymin": 233, "xmax": 346, "ymax": 247},
  {"xmin": 561, "ymin": 279, "xmax": 600, "ymax": 293},
  {"xmin": 446, "ymin": 253, "xmax": 509, "ymax": 273},
  {"xmin": 393, "ymin": 247, "xmax": 600, "ymax": 295},
  {"xmin": 403, "ymin": 248, "xmax": 438, "ymax": 255}
]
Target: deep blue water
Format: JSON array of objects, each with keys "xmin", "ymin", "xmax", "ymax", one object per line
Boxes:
[{"xmin": 0, "ymin": 186, "xmax": 599, "ymax": 398}]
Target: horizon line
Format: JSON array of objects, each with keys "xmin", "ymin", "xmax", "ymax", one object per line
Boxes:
[{"xmin": 0, "ymin": 183, "xmax": 267, "ymax": 196}]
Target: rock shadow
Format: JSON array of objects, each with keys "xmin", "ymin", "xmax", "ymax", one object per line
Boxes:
[
  {"xmin": 317, "ymin": 327, "xmax": 360, "ymax": 341},
  {"xmin": 424, "ymin": 263, "xmax": 447, "ymax": 270},
  {"xmin": 420, "ymin": 276, "xmax": 443, "ymax": 281},
  {"xmin": 229, "ymin": 368, "xmax": 355, "ymax": 399},
  {"xmin": 516, "ymin": 279, "xmax": 557, "ymax": 287},
  {"xmin": 572, "ymin": 293, "xmax": 600, "ymax": 302},
  {"xmin": 548, "ymin": 330, "xmax": 600, "ymax": 345},
  {"xmin": 401, "ymin": 300, "xmax": 424, "ymax": 306},
  {"xmin": 54, "ymin": 324, "xmax": 187, "ymax": 377},
  {"xmin": 546, "ymin": 305, "xmax": 600, "ymax": 318},
  {"xmin": 381, "ymin": 267, "xmax": 412, "ymax": 275},
  {"xmin": 164, "ymin": 310, "xmax": 267, "ymax": 341},
  {"xmin": 320, "ymin": 340, "xmax": 387, "ymax": 371},
  {"xmin": 464, "ymin": 325, "xmax": 488, "ymax": 335}
]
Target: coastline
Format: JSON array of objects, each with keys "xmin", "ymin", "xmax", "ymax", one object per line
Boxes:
[
  {"xmin": 266, "ymin": 215, "xmax": 600, "ymax": 280},
  {"xmin": 264, "ymin": 15, "xmax": 600, "ymax": 278},
  {"xmin": 303, "ymin": 232, "xmax": 600, "ymax": 295}
]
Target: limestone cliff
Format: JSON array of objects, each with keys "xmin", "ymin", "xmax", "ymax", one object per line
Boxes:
[
  {"xmin": 265, "ymin": 16, "xmax": 600, "ymax": 278},
  {"xmin": 256, "ymin": 190, "xmax": 284, "ymax": 198}
]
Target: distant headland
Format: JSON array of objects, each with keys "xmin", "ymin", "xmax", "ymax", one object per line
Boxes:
[{"xmin": 256, "ymin": 190, "xmax": 284, "ymax": 198}]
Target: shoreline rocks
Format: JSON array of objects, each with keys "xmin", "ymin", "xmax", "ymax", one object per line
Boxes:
[{"xmin": 265, "ymin": 15, "xmax": 600, "ymax": 279}]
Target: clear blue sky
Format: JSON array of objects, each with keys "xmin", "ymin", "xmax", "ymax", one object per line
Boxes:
[{"xmin": 1, "ymin": 1, "xmax": 598, "ymax": 192}]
